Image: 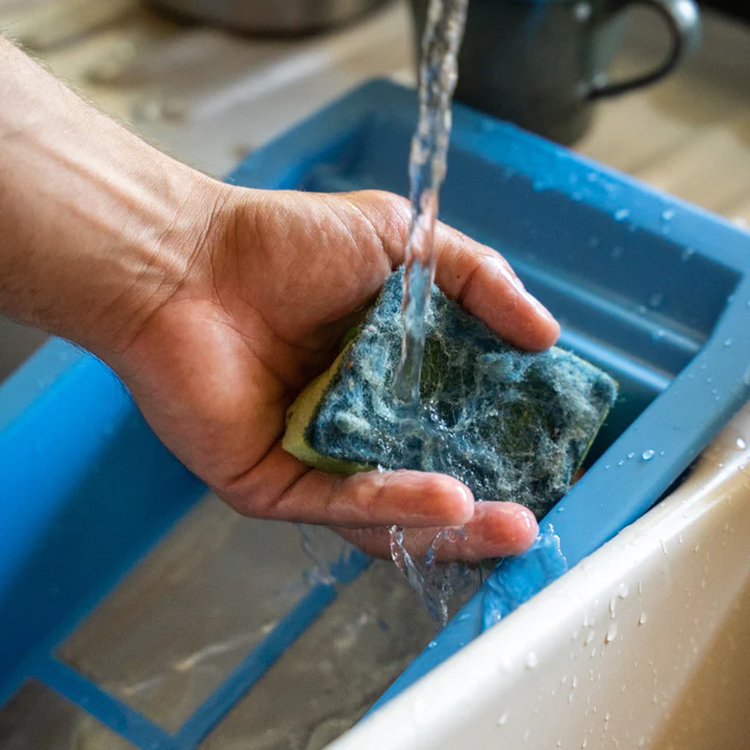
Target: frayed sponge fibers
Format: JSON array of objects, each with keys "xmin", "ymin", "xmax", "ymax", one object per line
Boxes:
[{"xmin": 283, "ymin": 269, "xmax": 617, "ymax": 518}]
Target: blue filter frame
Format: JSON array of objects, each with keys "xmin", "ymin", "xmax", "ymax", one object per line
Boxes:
[{"xmin": 1, "ymin": 81, "xmax": 748, "ymax": 746}]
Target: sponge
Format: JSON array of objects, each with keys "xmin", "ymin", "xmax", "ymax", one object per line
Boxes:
[{"xmin": 283, "ymin": 269, "xmax": 617, "ymax": 518}]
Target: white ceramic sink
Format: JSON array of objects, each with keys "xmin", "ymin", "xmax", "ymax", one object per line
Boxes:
[{"xmin": 329, "ymin": 404, "xmax": 750, "ymax": 750}]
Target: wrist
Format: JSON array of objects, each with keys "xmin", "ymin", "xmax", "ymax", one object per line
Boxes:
[
  {"xmin": 0, "ymin": 37, "xmax": 234, "ymax": 359},
  {"xmin": 87, "ymin": 162, "xmax": 232, "ymax": 359}
]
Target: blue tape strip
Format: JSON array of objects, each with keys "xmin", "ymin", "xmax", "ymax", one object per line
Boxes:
[
  {"xmin": 175, "ymin": 551, "xmax": 370, "ymax": 746},
  {"xmin": 34, "ymin": 657, "xmax": 175, "ymax": 750},
  {"xmin": 175, "ymin": 582, "xmax": 337, "ymax": 746}
]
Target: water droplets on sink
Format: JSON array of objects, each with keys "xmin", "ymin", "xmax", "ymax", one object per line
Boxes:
[
  {"xmin": 604, "ymin": 623, "xmax": 618, "ymax": 644},
  {"xmin": 648, "ymin": 293, "xmax": 664, "ymax": 309}
]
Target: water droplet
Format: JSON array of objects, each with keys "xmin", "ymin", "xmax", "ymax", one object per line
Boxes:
[
  {"xmin": 724, "ymin": 338, "xmax": 733, "ymax": 347},
  {"xmin": 661, "ymin": 208, "xmax": 676, "ymax": 221},
  {"xmin": 735, "ymin": 437, "xmax": 747, "ymax": 451},
  {"xmin": 648, "ymin": 293, "xmax": 664, "ymax": 309},
  {"xmin": 604, "ymin": 464, "xmax": 611, "ymax": 470},
  {"xmin": 427, "ymin": 640, "xmax": 437, "ymax": 649},
  {"xmin": 694, "ymin": 542, "xmax": 701, "ymax": 552},
  {"xmin": 526, "ymin": 652, "xmax": 538, "ymax": 669},
  {"xmin": 498, "ymin": 711, "xmax": 508, "ymax": 726},
  {"xmin": 660, "ymin": 539, "xmax": 668, "ymax": 555},
  {"xmin": 614, "ymin": 208, "xmax": 631, "ymax": 221},
  {"xmin": 642, "ymin": 449, "xmax": 655, "ymax": 461},
  {"xmin": 628, "ymin": 452, "xmax": 635, "ymax": 460},
  {"xmin": 660, "ymin": 450, "xmax": 666, "ymax": 456},
  {"xmin": 681, "ymin": 247, "xmax": 695, "ymax": 262},
  {"xmin": 678, "ymin": 532, "xmax": 684, "ymax": 544},
  {"xmin": 637, "ymin": 304, "xmax": 648, "ymax": 314},
  {"xmin": 639, "ymin": 612, "xmax": 648, "ymax": 626},
  {"xmin": 584, "ymin": 629, "xmax": 595, "ymax": 646},
  {"xmin": 652, "ymin": 328, "xmax": 665, "ymax": 342},
  {"xmin": 605, "ymin": 623, "xmax": 618, "ymax": 643},
  {"xmin": 618, "ymin": 583, "xmax": 629, "ymax": 598},
  {"xmin": 617, "ymin": 459, "xmax": 625, "ymax": 466}
]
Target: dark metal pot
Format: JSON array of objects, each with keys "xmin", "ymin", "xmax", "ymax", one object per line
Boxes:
[{"xmin": 148, "ymin": 0, "xmax": 391, "ymax": 35}]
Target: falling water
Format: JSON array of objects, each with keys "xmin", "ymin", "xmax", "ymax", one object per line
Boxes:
[
  {"xmin": 393, "ymin": 0, "xmax": 469, "ymax": 405},
  {"xmin": 388, "ymin": 0, "xmax": 470, "ymax": 624}
]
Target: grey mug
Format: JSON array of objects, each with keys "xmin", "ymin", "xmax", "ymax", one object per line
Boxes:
[{"xmin": 408, "ymin": 0, "xmax": 702, "ymax": 144}]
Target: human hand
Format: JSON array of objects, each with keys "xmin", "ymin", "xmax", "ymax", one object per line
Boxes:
[
  {"xmin": 0, "ymin": 37, "xmax": 559, "ymax": 561},
  {"xmin": 108, "ymin": 186, "xmax": 559, "ymax": 561}
]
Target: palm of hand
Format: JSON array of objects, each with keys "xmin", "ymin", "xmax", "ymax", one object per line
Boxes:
[{"xmin": 112, "ymin": 188, "xmax": 558, "ymax": 561}]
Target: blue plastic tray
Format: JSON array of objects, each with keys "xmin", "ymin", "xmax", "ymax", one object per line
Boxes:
[{"xmin": 1, "ymin": 80, "xmax": 749, "ymax": 746}]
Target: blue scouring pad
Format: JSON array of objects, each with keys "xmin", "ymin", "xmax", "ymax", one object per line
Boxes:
[{"xmin": 283, "ymin": 269, "xmax": 617, "ymax": 518}]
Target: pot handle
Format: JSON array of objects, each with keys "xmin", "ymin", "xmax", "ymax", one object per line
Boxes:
[{"xmin": 588, "ymin": 0, "xmax": 701, "ymax": 99}]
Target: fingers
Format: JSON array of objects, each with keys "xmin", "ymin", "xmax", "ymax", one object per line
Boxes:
[
  {"xmin": 350, "ymin": 190, "xmax": 560, "ymax": 351},
  {"xmin": 432, "ymin": 229, "xmax": 561, "ymax": 351},
  {"xmin": 222, "ymin": 443, "xmax": 475, "ymax": 528},
  {"xmin": 224, "ymin": 441, "xmax": 537, "ymax": 561},
  {"xmin": 333, "ymin": 501, "xmax": 539, "ymax": 563}
]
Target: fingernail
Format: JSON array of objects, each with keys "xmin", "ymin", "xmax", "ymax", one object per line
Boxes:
[
  {"xmin": 456, "ymin": 483, "xmax": 474, "ymax": 506},
  {"xmin": 488, "ymin": 257, "xmax": 526, "ymax": 294},
  {"xmin": 523, "ymin": 289, "xmax": 556, "ymax": 322},
  {"xmin": 450, "ymin": 482, "xmax": 475, "ymax": 523},
  {"xmin": 488, "ymin": 258, "xmax": 557, "ymax": 325}
]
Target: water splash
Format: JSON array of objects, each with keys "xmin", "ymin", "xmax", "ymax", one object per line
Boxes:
[
  {"xmin": 481, "ymin": 524, "xmax": 568, "ymax": 631},
  {"xmin": 389, "ymin": 525, "xmax": 481, "ymax": 627},
  {"xmin": 298, "ymin": 525, "xmax": 362, "ymax": 585}
]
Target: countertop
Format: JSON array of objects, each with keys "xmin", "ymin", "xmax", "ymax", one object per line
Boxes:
[{"xmin": 1, "ymin": 0, "xmax": 748, "ymax": 225}]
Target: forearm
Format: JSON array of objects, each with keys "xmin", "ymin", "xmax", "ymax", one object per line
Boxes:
[{"xmin": 0, "ymin": 37, "xmax": 223, "ymax": 356}]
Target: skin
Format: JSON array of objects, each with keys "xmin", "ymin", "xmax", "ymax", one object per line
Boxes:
[{"xmin": 0, "ymin": 37, "xmax": 560, "ymax": 562}]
